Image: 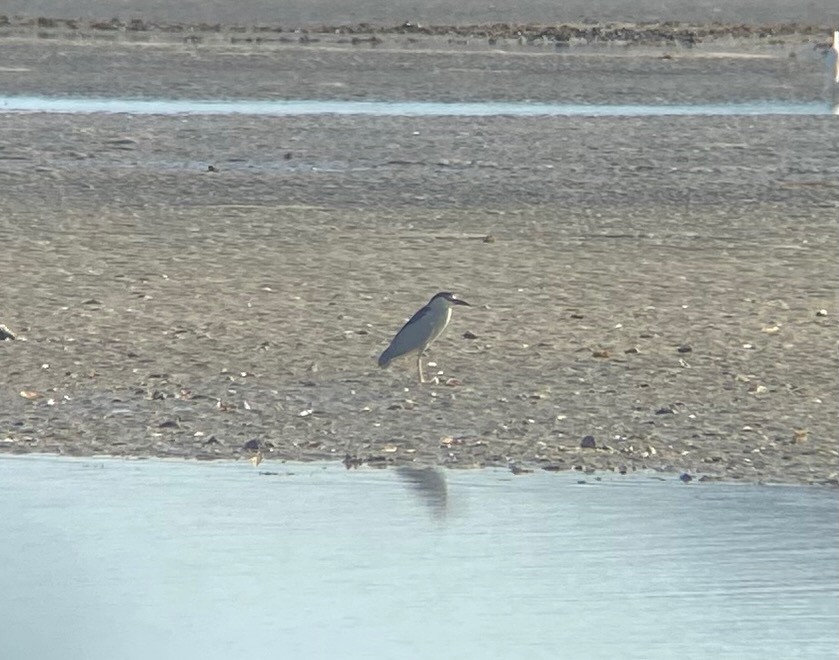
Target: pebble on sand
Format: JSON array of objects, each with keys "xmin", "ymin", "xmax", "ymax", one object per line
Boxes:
[{"xmin": 580, "ymin": 435, "xmax": 596, "ymax": 449}]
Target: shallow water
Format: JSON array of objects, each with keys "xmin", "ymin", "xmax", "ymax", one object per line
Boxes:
[
  {"xmin": 1, "ymin": 456, "xmax": 836, "ymax": 660},
  {"xmin": 1, "ymin": 95, "xmax": 835, "ymax": 116}
]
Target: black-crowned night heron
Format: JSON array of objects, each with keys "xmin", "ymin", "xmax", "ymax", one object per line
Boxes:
[{"xmin": 378, "ymin": 291, "xmax": 470, "ymax": 383}]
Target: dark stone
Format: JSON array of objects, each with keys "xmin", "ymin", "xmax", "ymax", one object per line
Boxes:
[
  {"xmin": 580, "ymin": 435, "xmax": 596, "ymax": 449},
  {"xmin": 243, "ymin": 439, "xmax": 260, "ymax": 451},
  {"xmin": 677, "ymin": 345, "xmax": 693, "ymax": 353},
  {"xmin": 679, "ymin": 473, "xmax": 694, "ymax": 483}
]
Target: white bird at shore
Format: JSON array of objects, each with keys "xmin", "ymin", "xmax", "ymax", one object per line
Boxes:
[
  {"xmin": 378, "ymin": 292, "xmax": 470, "ymax": 383},
  {"xmin": 831, "ymin": 31, "xmax": 839, "ymax": 83}
]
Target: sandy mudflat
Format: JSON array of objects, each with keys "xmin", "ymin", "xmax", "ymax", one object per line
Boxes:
[{"xmin": 0, "ymin": 1, "xmax": 837, "ymax": 484}]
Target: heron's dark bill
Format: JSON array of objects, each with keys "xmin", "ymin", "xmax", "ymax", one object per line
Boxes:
[{"xmin": 453, "ymin": 299, "xmax": 471, "ymax": 306}]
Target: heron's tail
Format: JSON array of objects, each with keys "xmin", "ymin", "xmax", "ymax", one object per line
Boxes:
[{"xmin": 378, "ymin": 347, "xmax": 394, "ymax": 368}]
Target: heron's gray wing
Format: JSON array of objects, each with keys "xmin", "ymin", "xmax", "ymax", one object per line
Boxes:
[{"xmin": 378, "ymin": 305, "xmax": 435, "ymax": 366}]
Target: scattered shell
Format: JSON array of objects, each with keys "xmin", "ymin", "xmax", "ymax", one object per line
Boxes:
[
  {"xmin": 19, "ymin": 390, "xmax": 40, "ymax": 399},
  {"xmin": 298, "ymin": 409, "xmax": 313, "ymax": 417},
  {"xmin": 761, "ymin": 325, "xmax": 780, "ymax": 334},
  {"xmin": 792, "ymin": 429, "xmax": 808, "ymax": 443},
  {"xmin": 382, "ymin": 445, "xmax": 398, "ymax": 453},
  {"xmin": 816, "ymin": 309, "xmax": 828, "ymax": 317}
]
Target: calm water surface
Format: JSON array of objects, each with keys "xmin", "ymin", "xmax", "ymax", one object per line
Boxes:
[
  {"xmin": 1, "ymin": 95, "xmax": 835, "ymax": 116},
  {"xmin": 0, "ymin": 456, "xmax": 837, "ymax": 660}
]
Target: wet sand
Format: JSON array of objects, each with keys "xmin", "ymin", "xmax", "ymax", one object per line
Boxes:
[{"xmin": 1, "ymin": 3, "xmax": 837, "ymax": 485}]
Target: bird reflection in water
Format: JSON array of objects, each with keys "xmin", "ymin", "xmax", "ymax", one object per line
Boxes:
[{"xmin": 396, "ymin": 466, "xmax": 448, "ymax": 518}]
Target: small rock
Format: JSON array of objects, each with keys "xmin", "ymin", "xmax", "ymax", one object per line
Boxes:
[
  {"xmin": 624, "ymin": 346, "xmax": 639, "ymax": 354},
  {"xmin": 679, "ymin": 473, "xmax": 693, "ymax": 483},
  {"xmin": 591, "ymin": 349, "xmax": 611, "ymax": 358},
  {"xmin": 655, "ymin": 405, "xmax": 675, "ymax": 415},
  {"xmin": 462, "ymin": 331, "xmax": 479, "ymax": 339},
  {"xmin": 243, "ymin": 439, "xmax": 260, "ymax": 451},
  {"xmin": 482, "ymin": 234, "xmax": 496, "ymax": 243},
  {"xmin": 207, "ymin": 165, "xmax": 218, "ymax": 172},
  {"xmin": 816, "ymin": 309, "xmax": 827, "ymax": 317},
  {"xmin": 580, "ymin": 435, "xmax": 596, "ymax": 449},
  {"xmin": 676, "ymin": 345, "xmax": 692, "ymax": 353},
  {"xmin": 510, "ymin": 465, "xmax": 533, "ymax": 475},
  {"xmin": 158, "ymin": 419, "xmax": 179, "ymax": 428},
  {"xmin": 0, "ymin": 324, "xmax": 16, "ymax": 340}
]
